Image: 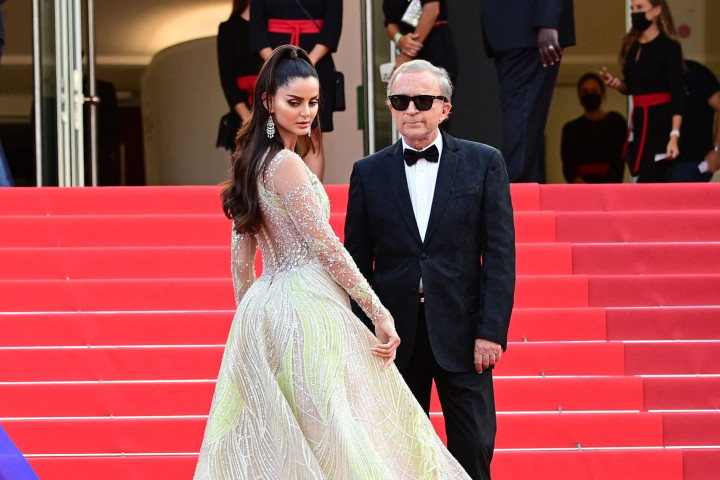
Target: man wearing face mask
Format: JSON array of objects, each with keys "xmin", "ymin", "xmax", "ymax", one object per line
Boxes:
[{"xmin": 561, "ymin": 73, "xmax": 627, "ymax": 183}]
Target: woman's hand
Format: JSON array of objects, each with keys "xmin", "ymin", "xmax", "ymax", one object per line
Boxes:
[
  {"xmin": 398, "ymin": 33, "xmax": 423, "ymax": 57},
  {"xmin": 372, "ymin": 314, "xmax": 401, "ymax": 368},
  {"xmin": 600, "ymin": 66, "xmax": 626, "ymax": 93},
  {"xmin": 666, "ymin": 136, "xmax": 680, "ymax": 159}
]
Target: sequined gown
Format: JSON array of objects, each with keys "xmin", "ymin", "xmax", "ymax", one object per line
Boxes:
[{"xmin": 194, "ymin": 150, "xmax": 470, "ymax": 479}]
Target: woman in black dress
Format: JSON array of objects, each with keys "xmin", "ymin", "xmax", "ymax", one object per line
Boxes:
[
  {"xmin": 601, "ymin": 0, "xmax": 684, "ymax": 183},
  {"xmin": 250, "ymin": 0, "xmax": 342, "ymax": 181},
  {"xmin": 216, "ymin": 0, "xmax": 264, "ymax": 151},
  {"xmin": 561, "ymin": 73, "xmax": 627, "ymax": 183},
  {"xmin": 383, "ymin": 0, "xmax": 458, "ymax": 131}
]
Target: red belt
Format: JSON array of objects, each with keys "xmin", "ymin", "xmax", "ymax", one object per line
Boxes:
[
  {"xmin": 236, "ymin": 75, "xmax": 258, "ymax": 106},
  {"xmin": 267, "ymin": 19, "xmax": 324, "ymax": 46},
  {"xmin": 577, "ymin": 163, "xmax": 611, "ymax": 177},
  {"xmin": 622, "ymin": 92, "xmax": 672, "ymax": 174}
]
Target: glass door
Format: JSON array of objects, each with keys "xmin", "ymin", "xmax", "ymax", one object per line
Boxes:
[{"xmin": 33, "ymin": 0, "xmax": 86, "ymax": 186}]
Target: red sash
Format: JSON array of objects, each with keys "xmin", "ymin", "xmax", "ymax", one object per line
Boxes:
[
  {"xmin": 622, "ymin": 92, "xmax": 672, "ymax": 174},
  {"xmin": 236, "ymin": 75, "xmax": 258, "ymax": 106},
  {"xmin": 577, "ymin": 163, "xmax": 612, "ymax": 177},
  {"xmin": 267, "ymin": 19, "xmax": 324, "ymax": 46}
]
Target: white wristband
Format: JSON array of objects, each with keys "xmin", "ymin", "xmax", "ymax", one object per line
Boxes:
[{"xmin": 670, "ymin": 130, "xmax": 680, "ymax": 138}]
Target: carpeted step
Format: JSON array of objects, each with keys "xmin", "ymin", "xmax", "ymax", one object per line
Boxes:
[
  {"xmin": 0, "ymin": 211, "xmax": 553, "ymax": 247},
  {"xmin": 431, "ymin": 376, "xmax": 643, "ymax": 413},
  {"xmin": 662, "ymin": 412, "xmax": 720, "ymax": 446},
  {"xmin": 0, "ymin": 342, "xmax": 623, "ymax": 382},
  {"xmin": 0, "ymin": 242, "xmax": 569, "ymax": 280},
  {"xmin": 28, "ymin": 456, "xmax": 198, "ymax": 480},
  {"xmin": 606, "ymin": 307, "xmax": 720, "ymax": 340},
  {"xmin": 494, "ymin": 449, "xmax": 683, "ymax": 480},
  {"xmin": 0, "ymin": 346, "xmax": 225, "ymax": 382},
  {"xmin": 1, "ymin": 418, "xmax": 205, "ymax": 454},
  {"xmin": 0, "ymin": 375, "xmax": 643, "ymax": 418},
  {"xmin": 643, "ymin": 377, "xmax": 720, "ymax": 411},
  {"xmin": 0, "ymin": 311, "xmax": 234, "ymax": 347},
  {"xmin": 624, "ymin": 341, "xmax": 720, "ymax": 375},
  {"xmin": 4, "ymin": 412, "xmax": 664, "ymax": 455},
  {"xmin": 554, "ymin": 211, "xmax": 720, "ymax": 243},
  {"xmin": 682, "ymin": 449, "xmax": 720, "ymax": 480},
  {"xmin": 0, "ymin": 275, "xmax": 587, "ymax": 312},
  {"xmin": 0, "ymin": 381, "xmax": 215, "ymax": 417},
  {"xmin": 572, "ymin": 243, "xmax": 720, "ymax": 275},
  {"xmin": 430, "ymin": 412, "xmax": 664, "ymax": 448},
  {"xmin": 588, "ymin": 274, "xmax": 720, "ymax": 307},
  {"xmin": 495, "ymin": 342, "xmax": 624, "ymax": 376},
  {"xmin": 508, "ymin": 308, "xmax": 606, "ymax": 342},
  {"xmin": 26, "ymin": 450, "xmax": 685, "ymax": 480},
  {"xmin": 540, "ymin": 183, "xmax": 720, "ymax": 212}
]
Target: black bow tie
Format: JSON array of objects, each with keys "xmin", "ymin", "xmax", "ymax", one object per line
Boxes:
[{"xmin": 403, "ymin": 145, "xmax": 439, "ymax": 166}]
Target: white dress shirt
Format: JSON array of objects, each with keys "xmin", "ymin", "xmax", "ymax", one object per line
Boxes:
[
  {"xmin": 402, "ymin": 133, "xmax": 443, "ymax": 293},
  {"xmin": 402, "ymin": 134, "xmax": 443, "ymax": 242}
]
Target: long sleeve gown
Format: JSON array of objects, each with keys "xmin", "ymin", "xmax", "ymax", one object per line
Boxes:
[{"xmin": 194, "ymin": 149, "xmax": 470, "ymax": 479}]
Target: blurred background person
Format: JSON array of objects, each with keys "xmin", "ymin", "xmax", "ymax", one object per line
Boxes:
[
  {"xmin": 383, "ymin": 0, "xmax": 458, "ymax": 90},
  {"xmin": 601, "ymin": 0, "xmax": 684, "ymax": 183},
  {"xmin": 0, "ymin": 0, "xmax": 14, "ymax": 187},
  {"xmin": 479, "ymin": 0, "xmax": 575, "ymax": 183},
  {"xmin": 561, "ymin": 72, "xmax": 626, "ymax": 184},
  {"xmin": 216, "ymin": 0, "xmax": 263, "ymax": 152},
  {"xmin": 250, "ymin": 0, "xmax": 343, "ymax": 181},
  {"xmin": 667, "ymin": 59, "xmax": 720, "ymax": 182}
]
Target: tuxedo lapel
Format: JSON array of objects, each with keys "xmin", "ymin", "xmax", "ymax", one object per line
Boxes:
[
  {"xmin": 384, "ymin": 141, "xmax": 422, "ymax": 244},
  {"xmin": 423, "ymin": 132, "xmax": 459, "ymax": 247}
]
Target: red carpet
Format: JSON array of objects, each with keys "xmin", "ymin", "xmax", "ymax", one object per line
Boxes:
[{"xmin": 1, "ymin": 183, "xmax": 719, "ymax": 480}]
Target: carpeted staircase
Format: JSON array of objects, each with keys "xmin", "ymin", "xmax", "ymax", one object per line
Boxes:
[{"xmin": 1, "ymin": 183, "xmax": 719, "ymax": 479}]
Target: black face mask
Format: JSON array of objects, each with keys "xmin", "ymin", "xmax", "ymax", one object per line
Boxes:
[
  {"xmin": 580, "ymin": 93, "xmax": 602, "ymax": 112},
  {"xmin": 631, "ymin": 11, "xmax": 653, "ymax": 31}
]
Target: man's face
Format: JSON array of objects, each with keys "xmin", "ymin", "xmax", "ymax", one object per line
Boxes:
[{"xmin": 389, "ymin": 71, "xmax": 452, "ymax": 148}]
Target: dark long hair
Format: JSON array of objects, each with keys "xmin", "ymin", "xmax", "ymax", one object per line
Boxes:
[
  {"xmin": 231, "ymin": 0, "xmax": 249, "ymax": 17},
  {"xmin": 620, "ymin": 0, "xmax": 680, "ymax": 65},
  {"xmin": 220, "ymin": 45, "xmax": 320, "ymax": 234}
]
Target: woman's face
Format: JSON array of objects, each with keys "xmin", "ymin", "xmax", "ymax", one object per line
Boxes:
[
  {"xmin": 631, "ymin": 0, "xmax": 661, "ymax": 20},
  {"xmin": 578, "ymin": 79, "xmax": 603, "ymax": 99},
  {"xmin": 269, "ymin": 76, "xmax": 320, "ymax": 141}
]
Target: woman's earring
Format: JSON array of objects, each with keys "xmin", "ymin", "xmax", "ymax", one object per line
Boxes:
[
  {"xmin": 307, "ymin": 126, "xmax": 312, "ymax": 138},
  {"xmin": 266, "ymin": 115, "xmax": 275, "ymax": 139}
]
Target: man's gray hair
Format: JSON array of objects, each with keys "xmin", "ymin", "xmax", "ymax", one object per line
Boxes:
[{"xmin": 386, "ymin": 60, "xmax": 454, "ymax": 100}]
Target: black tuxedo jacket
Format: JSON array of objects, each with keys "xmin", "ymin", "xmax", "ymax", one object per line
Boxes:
[
  {"xmin": 480, "ymin": 0, "xmax": 575, "ymax": 56},
  {"xmin": 345, "ymin": 132, "xmax": 516, "ymax": 372}
]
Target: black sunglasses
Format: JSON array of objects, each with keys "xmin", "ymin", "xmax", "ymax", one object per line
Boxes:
[{"xmin": 388, "ymin": 94, "xmax": 447, "ymax": 111}]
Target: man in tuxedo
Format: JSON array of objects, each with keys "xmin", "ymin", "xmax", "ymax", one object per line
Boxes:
[
  {"xmin": 479, "ymin": 0, "xmax": 575, "ymax": 182},
  {"xmin": 345, "ymin": 60, "xmax": 515, "ymax": 480}
]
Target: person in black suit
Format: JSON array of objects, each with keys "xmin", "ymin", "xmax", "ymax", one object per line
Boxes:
[
  {"xmin": 479, "ymin": 0, "xmax": 575, "ymax": 183},
  {"xmin": 345, "ymin": 60, "xmax": 516, "ymax": 480}
]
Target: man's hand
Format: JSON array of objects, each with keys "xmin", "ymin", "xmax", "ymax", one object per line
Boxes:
[
  {"xmin": 537, "ymin": 28, "xmax": 561, "ymax": 67},
  {"xmin": 398, "ymin": 33, "xmax": 423, "ymax": 57},
  {"xmin": 474, "ymin": 338, "xmax": 502, "ymax": 374},
  {"xmin": 372, "ymin": 315, "xmax": 401, "ymax": 368}
]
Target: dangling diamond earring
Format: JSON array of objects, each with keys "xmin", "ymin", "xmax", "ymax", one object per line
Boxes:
[
  {"xmin": 307, "ymin": 126, "xmax": 312, "ymax": 138},
  {"xmin": 266, "ymin": 115, "xmax": 275, "ymax": 139}
]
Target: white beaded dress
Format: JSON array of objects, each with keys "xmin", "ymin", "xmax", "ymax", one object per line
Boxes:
[{"xmin": 194, "ymin": 149, "xmax": 470, "ymax": 479}]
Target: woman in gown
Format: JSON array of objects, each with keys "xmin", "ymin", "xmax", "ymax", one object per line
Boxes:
[{"xmin": 194, "ymin": 45, "xmax": 470, "ymax": 479}]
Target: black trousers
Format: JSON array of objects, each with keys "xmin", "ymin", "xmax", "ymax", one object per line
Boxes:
[
  {"xmin": 399, "ymin": 299, "xmax": 496, "ymax": 480},
  {"xmin": 494, "ymin": 47, "xmax": 560, "ymax": 183}
]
